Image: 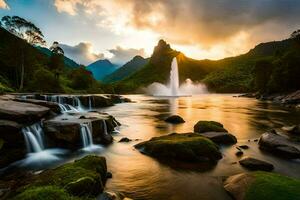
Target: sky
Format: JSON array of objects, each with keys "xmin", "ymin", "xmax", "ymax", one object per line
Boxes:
[{"xmin": 1, "ymin": 0, "xmax": 300, "ymax": 66}]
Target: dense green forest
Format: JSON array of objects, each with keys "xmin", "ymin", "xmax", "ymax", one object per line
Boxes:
[{"xmin": 0, "ymin": 16, "xmax": 103, "ymax": 94}]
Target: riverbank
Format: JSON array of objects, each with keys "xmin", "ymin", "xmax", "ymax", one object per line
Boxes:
[{"xmin": 238, "ymin": 90, "xmax": 300, "ymax": 109}]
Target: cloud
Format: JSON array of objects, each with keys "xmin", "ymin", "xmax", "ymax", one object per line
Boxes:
[
  {"xmin": 59, "ymin": 42, "xmax": 105, "ymax": 65},
  {"xmin": 53, "ymin": 0, "xmax": 300, "ymax": 58},
  {"xmin": 0, "ymin": 0, "xmax": 9, "ymax": 9},
  {"xmin": 108, "ymin": 46, "xmax": 145, "ymax": 64}
]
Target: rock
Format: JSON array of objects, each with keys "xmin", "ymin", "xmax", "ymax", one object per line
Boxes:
[
  {"xmin": 134, "ymin": 133, "xmax": 222, "ymax": 164},
  {"xmin": 235, "ymin": 150, "xmax": 243, "ymax": 157},
  {"xmin": 258, "ymin": 132, "xmax": 300, "ymax": 159},
  {"xmin": 239, "ymin": 157, "xmax": 274, "ymax": 171},
  {"xmin": 44, "ymin": 112, "xmax": 117, "ymax": 149},
  {"xmin": 199, "ymin": 132, "xmax": 237, "ymax": 145},
  {"xmin": 119, "ymin": 137, "xmax": 132, "ymax": 143},
  {"xmin": 0, "ymin": 100, "xmax": 50, "ymax": 123},
  {"xmin": 194, "ymin": 121, "xmax": 227, "ymax": 133},
  {"xmin": 239, "ymin": 145, "xmax": 249, "ymax": 149},
  {"xmin": 11, "ymin": 155, "xmax": 107, "ymax": 199},
  {"xmin": 65, "ymin": 177, "xmax": 98, "ymax": 196},
  {"xmin": 99, "ymin": 191, "xmax": 131, "ymax": 200},
  {"xmin": 14, "ymin": 99, "xmax": 61, "ymax": 114},
  {"xmin": 0, "ymin": 120, "xmax": 23, "ymax": 146},
  {"xmin": 164, "ymin": 115, "xmax": 185, "ymax": 124},
  {"xmin": 79, "ymin": 95, "xmax": 114, "ymax": 108},
  {"xmin": 282, "ymin": 125, "xmax": 300, "ymax": 135},
  {"xmin": 224, "ymin": 172, "xmax": 300, "ymax": 200},
  {"xmin": 106, "ymin": 172, "xmax": 113, "ymax": 178},
  {"xmin": 0, "ymin": 120, "xmax": 26, "ymax": 168},
  {"xmin": 254, "ymin": 139, "xmax": 258, "ymax": 142}
]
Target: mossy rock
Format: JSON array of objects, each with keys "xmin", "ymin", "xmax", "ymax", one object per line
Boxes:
[
  {"xmin": 12, "ymin": 186, "xmax": 81, "ymax": 200},
  {"xmin": 14, "ymin": 155, "xmax": 106, "ymax": 199},
  {"xmin": 194, "ymin": 121, "xmax": 227, "ymax": 133},
  {"xmin": 224, "ymin": 172, "xmax": 300, "ymax": 200},
  {"xmin": 65, "ymin": 177, "xmax": 101, "ymax": 197},
  {"xmin": 134, "ymin": 133, "xmax": 222, "ymax": 163}
]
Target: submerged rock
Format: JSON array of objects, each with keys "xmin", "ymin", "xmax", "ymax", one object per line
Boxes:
[
  {"xmin": 199, "ymin": 132, "xmax": 237, "ymax": 145},
  {"xmin": 258, "ymin": 132, "xmax": 300, "ymax": 159},
  {"xmin": 164, "ymin": 115, "xmax": 185, "ymax": 124},
  {"xmin": 119, "ymin": 137, "xmax": 132, "ymax": 143},
  {"xmin": 134, "ymin": 133, "xmax": 222, "ymax": 164},
  {"xmin": 224, "ymin": 172, "xmax": 300, "ymax": 200},
  {"xmin": 194, "ymin": 121, "xmax": 227, "ymax": 133},
  {"xmin": 11, "ymin": 155, "xmax": 107, "ymax": 199},
  {"xmin": 239, "ymin": 157, "xmax": 274, "ymax": 171},
  {"xmin": 0, "ymin": 100, "xmax": 49, "ymax": 123},
  {"xmin": 282, "ymin": 125, "xmax": 300, "ymax": 135}
]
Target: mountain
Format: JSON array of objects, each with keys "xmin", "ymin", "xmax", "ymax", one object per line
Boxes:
[
  {"xmin": 114, "ymin": 40, "xmax": 221, "ymax": 92},
  {"xmin": 86, "ymin": 59, "xmax": 118, "ymax": 81},
  {"xmin": 114, "ymin": 38, "xmax": 298, "ymax": 93},
  {"xmin": 103, "ymin": 56, "xmax": 149, "ymax": 83},
  {"xmin": 36, "ymin": 46, "xmax": 80, "ymax": 68}
]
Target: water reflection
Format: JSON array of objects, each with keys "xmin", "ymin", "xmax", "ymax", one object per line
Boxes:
[{"xmin": 98, "ymin": 94, "xmax": 300, "ymax": 200}]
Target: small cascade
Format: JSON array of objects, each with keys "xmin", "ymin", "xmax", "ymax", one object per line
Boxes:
[
  {"xmin": 75, "ymin": 96, "xmax": 84, "ymax": 112},
  {"xmin": 102, "ymin": 120, "xmax": 108, "ymax": 135},
  {"xmin": 22, "ymin": 123, "xmax": 44, "ymax": 153},
  {"xmin": 80, "ymin": 122, "xmax": 94, "ymax": 147},
  {"xmin": 89, "ymin": 96, "xmax": 92, "ymax": 110}
]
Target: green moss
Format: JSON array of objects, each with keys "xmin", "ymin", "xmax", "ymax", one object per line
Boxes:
[
  {"xmin": 15, "ymin": 156, "xmax": 106, "ymax": 199},
  {"xmin": 194, "ymin": 121, "xmax": 227, "ymax": 133},
  {"xmin": 245, "ymin": 172, "xmax": 300, "ymax": 200},
  {"xmin": 135, "ymin": 133, "xmax": 222, "ymax": 163},
  {"xmin": 12, "ymin": 186, "xmax": 81, "ymax": 200}
]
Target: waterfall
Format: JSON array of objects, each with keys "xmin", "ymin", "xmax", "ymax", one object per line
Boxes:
[
  {"xmin": 80, "ymin": 122, "xmax": 93, "ymax": 147},
  {"xmin": 22, "ymin": 123, "xmax": 44, "ymax": 153},
  {"xmin": 75, "ymin": 96, "xmax": 84, "ymax": 112},
  {"xmin": 102, "ymin": 120, "xmax": 108, "ymax": 135},
  {"xmin": 89, "ymin": 96, "xmax": 92, "ymax": 110},
  {"xmin": 170, "ymin": 57, "xmax": 179, "ymax": 96}
]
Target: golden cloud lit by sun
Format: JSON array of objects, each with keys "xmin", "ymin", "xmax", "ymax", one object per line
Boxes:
[{"xmin": 53, "ymin": 0, "xmax": 299, "ymax": 60}]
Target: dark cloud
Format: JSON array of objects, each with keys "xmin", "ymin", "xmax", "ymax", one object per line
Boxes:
[
  {"xmin": 109, "ymin": 46, "xmax": 145, "ymax": 64},
  {"xmin": 60, "ymin": 42, "xmax": 104, "ymax": 65},
  {"xmin": 129, "ymin": 0, "xmax": 300, "ymax": 46}
]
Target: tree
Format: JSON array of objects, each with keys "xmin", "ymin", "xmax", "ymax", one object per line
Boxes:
[
  {"xmin": 49, "ymin": 42, "xmax": 65, "ymax": 78},
  {"xmin": 291, "ymin": 29, "xmax": 300, "ymax": 45},
  {"xmin": 253, "ymin": 59, "xmax": 273, "ymax": 93},
  {"xmin": 1, "ymin": 16, "xmax": 46, "ymax": 90}
]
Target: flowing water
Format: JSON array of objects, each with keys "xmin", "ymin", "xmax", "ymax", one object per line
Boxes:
[
  {"xmin": 95, "ymin": 94, "xmax": 300, "ymax": 200},
  {"xmin": 6, "ymin": 94, "xmax": 300, "ymax": 200}
]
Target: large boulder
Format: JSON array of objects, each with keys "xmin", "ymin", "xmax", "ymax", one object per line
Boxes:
[
  {"xmin": 44, "ymin": 112, "xmax": 117, "ymax": 149},
  {"xmin": 0, "ymin": 120, "xmax": 26, "ymax": 168},
  {"xmin": 200, "ymin": 132, "xmax": 237, "ymax": 145},
  {"xmin": 134, "ymin": 133, "xmax": 222, "ymax": 164},
  {"xmin": 11, "ymin": 155, "xmax": 107, "ymax": 199},
  {"xmin": 194, "ymin": 121, "xmax": 227, "ymax": 133},
  {"xmin": 258, "ymin": 132, "xmax": 300, "ymax": 159},
  {"xmin": 14, "ymin": 99, "xmax": 61, "ymax": 114},
  {"xmin": 224, "ymin": 172, "xmax": 300, "ymax": 200},
  {"xmin": 239, "ymin": 157, "xmax": 274, "ymax": 171},
  {"xmin": 79, "ymin": 95, "xmax": 114, "ymax": 108},
  {"xmin": 0, "ymin": 100, "xmax": 49, "ymax": 124},
  {"xmin": 164, "ymin": 115, "xmax": 185, "ymax": 124}
]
